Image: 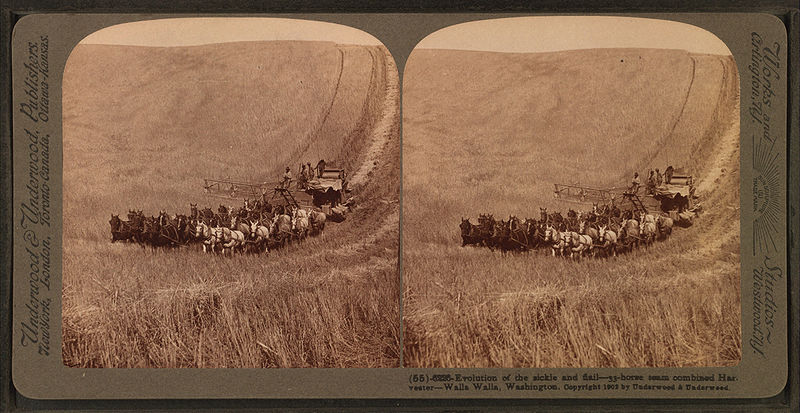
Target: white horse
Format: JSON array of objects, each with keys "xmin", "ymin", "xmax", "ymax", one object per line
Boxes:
[
  {"xmin": 579, "ymin": 220, "xmax": 599, "ymax": 248},
  {"xmin": 619, "ymin": 218, "xmax": 640, "ymax": 252},
  {"xmin": 566, "ymin": 231, "xmax": 593, "ymax": 258},
  {"xmin": 231, "ymin": 215, "xmax": 251, "ymax": 238},
  {"xmin": 249, "ymin": 220, "xmax": 271, "ymax": 253},
  {"xmin": 270, "ymin": 214, "xmax": 293, "ymax": 246},
  {"xmin": 293, "ymin": 207, "xmax": 309, "ymax": 219},
  {"xmin": 545, "ymin": 225, "xmax": 567, "ymax": 257},
  {"xmin": 656, "ymin": 215, "xmax": 674, "ymax": 239},
  {"xmin": 215, "ymin": 227, "xmax": 246, "ymax": 255},
  {"xmin": 640, "ymin": 212, "xmax": 656, "ymax": 224},
  {"xmin": 291, "ymin": 208, "xmax": 310, "ymax": 239},
  {"xmin": 309, "ymin": 210, "xmax": 327, "ymax": 235},
  {"xmin": 638, "ymin": 213, "xmax": 657, "ymax": 246},
  {"xmin": 195, "ymin": 222, "xmax": 217, "ymax": 253},
  {"xmin": 598, "ymin": 225, "xmax": 618, "ymax": 257}
]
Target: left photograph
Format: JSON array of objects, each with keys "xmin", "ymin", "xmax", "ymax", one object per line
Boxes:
[{"xmin": 61, "ymin": 18, "xmax": 401, "ymax": 367}]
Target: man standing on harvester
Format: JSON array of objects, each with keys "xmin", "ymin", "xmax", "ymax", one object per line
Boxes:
[
  {"xmin": 281, "ymin": 166, "xmax": 292, "ymax": 189},
  {"xmin": 628, "ymin": 172, "xmax": 641, "ymax": 195}
]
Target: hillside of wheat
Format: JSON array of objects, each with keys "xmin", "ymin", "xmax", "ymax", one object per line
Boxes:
[
  {"xmin": 62, "ymin": 40, "xmax": 401, "ymax": 367},
  {"xmin": 402, "ymin": 48, "xmax": 741, "ymax": 367}
]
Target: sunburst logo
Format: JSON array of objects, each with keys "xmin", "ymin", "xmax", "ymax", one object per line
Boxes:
[{"xmin": 752, "ymin": 133, "xmax": 781, "ymax": 255}]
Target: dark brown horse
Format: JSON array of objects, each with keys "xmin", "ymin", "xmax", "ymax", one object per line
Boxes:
[
  {"xmin": 491, "ymin": 220, "xmax": 511, "ymax": 254},
  {"xmin": 200, "ymin": 207, "xmax": 215, "ymax": 223},
  {"xmin": 309, "ymin": 210, "xmax": 327, "ymax": 235},
  {"xmin": 459, "ymin": 218, "xmax": 480, "ymax": 247},
  {"xmin": 525, "ymin": 218, "xmax": 544, "ymax": 249},
  {"xmin": 143, "ymin": 216, "xmax": 180, "ymax": 247},
  {"xmin": 507, "ymin": 216, "xmax": 529, "ymax": 252},
  {"xmin": 477, "ymin": 214, "xmax": 496, "ymax": 249},
  {"xmin": 109, "ymin": 214, "xmax": 135, "ymax": 242},
  {"xmin": 126, "ymin": 210, "xmax": 145, "ymax": 243},
  {"xmin": 175, "ymin": 214, "xmax": 192, "ymax": 244}
]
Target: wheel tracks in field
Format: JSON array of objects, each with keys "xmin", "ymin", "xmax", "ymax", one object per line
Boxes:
[
  {"xmin": 349, "ymin": 48, "xmax": 400, "ymax": 188},
  {"xmin": 316, "ymin": 48, "xmax": 347, "ymax": 143},
  {"xmin": 666, "ymin": 54, "xmax": 697, "ymax": 151},
  {"xmin": 659, "ymin": 57, "xmax": 739, "ymax": 268},
  {"xmin": 697, "ymin": 60, "xmax": 739, "ymax": 195},
  {"xmin": 290, "ymin": 47, "xmax": 346, "ymax": 162},
  {"xmin": 320, "ymin": 255, "xmax": 396, "ymax": 283},
  {"xmin": 639, "ymin": 54, "xmax": 697, "ymax": 169},
  {"xmin": 325, "ymin": 209, "xmax": 399, "ymax": 258}
]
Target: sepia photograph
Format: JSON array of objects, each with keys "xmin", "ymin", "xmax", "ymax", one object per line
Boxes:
[
  {"xmin": 402, "ymin": 16, "xmax": 741, "ymax": 368},
  {"xmin": 61, "ymin": 18, "xmax": 401, "ymax": 368}
]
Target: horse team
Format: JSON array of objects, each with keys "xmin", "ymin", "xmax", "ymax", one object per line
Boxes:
[
  {"xmin": 109, "ymin": 199, "xmax": 327, "ymax": 254},
  {"xmin": 460, "ymin": 202, "xmax": 678, "ymax": 258}
]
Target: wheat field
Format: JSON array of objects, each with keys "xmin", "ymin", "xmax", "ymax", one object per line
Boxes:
[
  {"xmin": 61, "ymin": 41, "xmax": 401, "ymax": 367},
  {"xmin": 402, "ymin": 48, "xmax": 741, "ymax": 367}
]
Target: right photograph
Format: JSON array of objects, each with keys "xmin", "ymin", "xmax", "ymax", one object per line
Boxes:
[{"xmin": 402, "ymin": 16, "xmax": 741, "ymax": 368}]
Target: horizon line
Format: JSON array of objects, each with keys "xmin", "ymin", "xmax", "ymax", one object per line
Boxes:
[
  {"xmin": 413, "ymin": 45, "xmax": 732, "ymax": 57},
  {"xmin": 78, "ymin": 38, "xmax": 373, "ymax": 48}
]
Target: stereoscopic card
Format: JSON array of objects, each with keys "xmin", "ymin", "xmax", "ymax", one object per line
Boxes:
[{"xmin": 7, "ymin": 11, "xmax": 794, "ymax": 404}]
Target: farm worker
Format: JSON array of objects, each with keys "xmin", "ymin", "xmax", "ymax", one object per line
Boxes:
[
  {"xmin": 307, "ymin": 162, "xmax": 314, "ymax": 179},
  {"xmin": 655, "ymin": 168, "xmax": 663, "ymax": 187},
  {"xmin": 282, "ymin": 167, "xmax": 292, "ymax": 189},
  {"xmin": 316, "ymin": 159, "xmax": 326, "ymax": 177},
  {"xmin": 629, "ymin": 172, "xmax": 641, "ymax": 195},
  {"xmin": 665, "ymin": 165, "xmax": 674, "ymax": 184},
  {"xmin": 299, "ymin": 165, "xmax": 308, "ymax": 189},
  {"xmin": 646, "ymin": 170, "xmax": 655, "ymax": 194}
]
